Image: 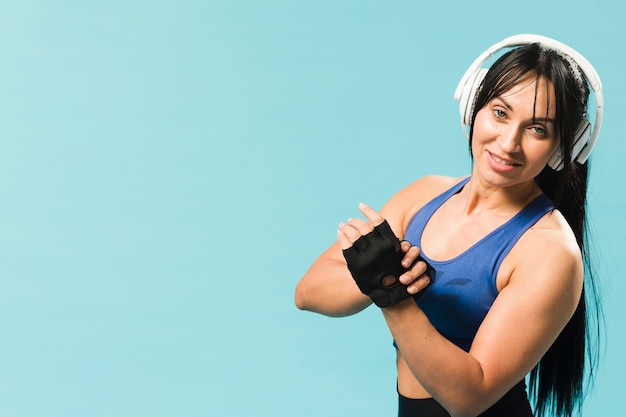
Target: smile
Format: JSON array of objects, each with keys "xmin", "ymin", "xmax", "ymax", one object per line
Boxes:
[{"xmin": 489, "ymin": 152, "xmax": 520, "ymax": 166}]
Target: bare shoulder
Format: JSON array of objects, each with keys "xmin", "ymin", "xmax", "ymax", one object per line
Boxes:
[
  {"xmin": 503, "ymin": 208, "xmax": 583, "ymax": 298},
  {"xmin": 521, "ymin": 209, "xmax": 582, "ymax": 265},
  {"xmin": 380, "ymin": 175, "xmax": 466, "ymax": 238}
]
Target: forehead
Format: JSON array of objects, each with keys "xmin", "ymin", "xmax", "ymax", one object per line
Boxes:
[{"xmin": 497, "ymin": 74, "xmax": 557, "ymax": 119}]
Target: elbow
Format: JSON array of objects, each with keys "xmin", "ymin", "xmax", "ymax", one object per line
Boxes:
[
  {"xmin": 294, "ymin": 293, "xmax": 306, "ymax": 311},
  {"xmin": 294, "ymin": 281, "xmax": 358, "ymax": 317},
  {"xmin": 294, "ymin": 282, "xmax": 309, "ymax": 311}
]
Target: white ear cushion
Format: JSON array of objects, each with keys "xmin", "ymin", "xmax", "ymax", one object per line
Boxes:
[
  {"xmin": 547, "ymin": 148, "xmax": 565, "ymax": 171},
  {"xmin": 573, "ymin": 120, "xmax": 592, "ymax": 163},
  {"xmin": 459, "ymin": 69, "xmax": 488, "ymax": 126},
  {"xmin": 572, "ymin": 119, "xmax": 591, "ymax": 162},
  {"xmin": 547, "ymin": 120, "xmax": 592, "ymax": 170}
]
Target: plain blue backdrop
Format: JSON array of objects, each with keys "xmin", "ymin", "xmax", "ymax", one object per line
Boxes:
[{"xmin": 0, "ymin": 1, "xmax": 623, "ymax": 416}]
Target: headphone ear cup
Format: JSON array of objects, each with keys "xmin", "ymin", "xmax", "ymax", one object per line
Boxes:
[
  {"xmin": 572, "ymin": 119, "xmax": 592, "ymax": 163},
  {"xmin": 459, "ymin": 68, "xmax": 488, "ymax": 126},
  {"xmin": 547, "ymin": 119, "xmax": 592, "ymax": 171},
  {"xmin": 547, "ymin": 148, "xmax": 564, "ymax": 171}
]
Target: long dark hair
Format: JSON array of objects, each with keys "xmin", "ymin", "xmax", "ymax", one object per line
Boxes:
[{"xmin": 469, "ymin": 43, "xmax": 603, "ymax": 417}]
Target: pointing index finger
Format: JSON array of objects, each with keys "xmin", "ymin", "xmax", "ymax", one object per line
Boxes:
[{"xmin": 358, "ymin": 202, "xmax": 384, "ymax": 226}]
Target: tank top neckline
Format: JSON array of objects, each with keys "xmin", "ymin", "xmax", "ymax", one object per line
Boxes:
[{"xmin": 414, "ymin": 177, "xmax": 553, "ymax": 265}]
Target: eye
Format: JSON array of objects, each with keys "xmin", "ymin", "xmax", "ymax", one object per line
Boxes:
[
  {"xmin": 530, "ymin": 125, "xmax": 549, "ymax": 137},
  {"xmin": 494, "ymin": 109, "xmax": 506, "ymax": 119}
]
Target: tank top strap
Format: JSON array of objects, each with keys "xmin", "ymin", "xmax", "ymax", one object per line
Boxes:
[
  {"xmin": 489, "ymin": 193, "xmax": 555, "ymax": 274},
  {"xmin": 405, "ymin": 177, "xmax": 470, "ymax": 245}
]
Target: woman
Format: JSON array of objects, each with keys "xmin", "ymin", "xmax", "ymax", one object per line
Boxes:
[{"xmin": 294, "ymin": 35, "xmax": 602, "ymax": 417}]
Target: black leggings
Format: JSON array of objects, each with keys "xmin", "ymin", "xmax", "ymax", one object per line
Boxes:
[{"xmin": 398, "ymin": 380, "xmax": 533, "ymax": 416}]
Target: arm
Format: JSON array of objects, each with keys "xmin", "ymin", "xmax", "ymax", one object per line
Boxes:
[
  {"xmin": 383, "ymin": 212, "xmax": 584, "ymax": 417},
  {"xmin": 294, "ymin": 239, "xmax": 372, "ymax": 317},
  {"xmin": 294, "ymin": 219, "xmax": 430, "ymax": 317},
  {"xmin": 294, "ymin": 177, "xmax": 446, "ymax": 317}
]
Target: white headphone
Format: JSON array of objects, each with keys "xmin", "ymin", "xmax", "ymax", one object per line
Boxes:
[{"xmin": 453, "ymin": 34, "xmax": 604, "ymax": 170}]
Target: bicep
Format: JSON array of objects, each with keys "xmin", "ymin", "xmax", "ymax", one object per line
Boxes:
[
  {"xmin": 295, "ymin": 239, "xmax": 372, "ymax": 317},
  {"xmin": 468, "ymin": 243, "xmax": 583, "ymax": 389}
]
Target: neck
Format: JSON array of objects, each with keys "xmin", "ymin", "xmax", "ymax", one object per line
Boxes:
[{"xmin": 461, "ymin": 176, "xmax": 541, "ymax": 217}]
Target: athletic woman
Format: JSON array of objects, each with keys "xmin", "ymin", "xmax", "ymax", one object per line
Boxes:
[{"xmin": 295, "ymin": 35, "xmax": 603, "ymax": 417}]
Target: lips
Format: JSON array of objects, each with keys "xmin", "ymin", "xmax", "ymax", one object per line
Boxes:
[{"xmin": 489, "ymin": 151, "xmax": 521, "ymax": 167}]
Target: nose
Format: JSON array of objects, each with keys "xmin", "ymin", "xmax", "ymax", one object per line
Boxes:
[{"xmin": 498, "ymin": 124, "xmax": 523, "ymax": 154}]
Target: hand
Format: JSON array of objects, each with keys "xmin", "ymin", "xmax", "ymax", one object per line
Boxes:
[{"xmin": 338, "ymin": 203, "xmax": 433, "ymax": 307}]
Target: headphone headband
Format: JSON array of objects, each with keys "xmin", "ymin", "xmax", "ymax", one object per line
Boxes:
[{"xmin": 454, "ymin": 34, "xmax": 603, "ymax": 169}]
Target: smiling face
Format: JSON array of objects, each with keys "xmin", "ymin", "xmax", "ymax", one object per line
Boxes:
[{"xmin": 471, "ymin": 73, "xmax": 560, "ymax": 189}]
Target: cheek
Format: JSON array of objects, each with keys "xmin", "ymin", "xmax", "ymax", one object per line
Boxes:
[
  {"xmin": 541, "ymin": 135, "xmax": 561, "ymax": 156},
  {"xmin": 528, "ymin": 139, "xmax": 560, "ymax": 166},
  {"xmin": 472, "ymin": 109, "xmax": 497, "ymax": 135},
  {"xmin": 470, "ymin": 111, "xmax": 494, "ymax": 146}
]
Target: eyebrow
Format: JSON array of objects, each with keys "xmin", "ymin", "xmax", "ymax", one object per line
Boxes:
[{"xmin": 495, "ymin": 97, "xmax": 556, "ymax": 125}]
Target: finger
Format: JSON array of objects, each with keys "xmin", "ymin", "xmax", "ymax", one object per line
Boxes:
[
  {"xmin": 358, "ymin": 202, "xmax": 385, "ymax": 226},
  {"xmin": 337, "ymin": 227, "xmax": 354, "ymax": 250},
  {"xmin": 346, "ymin": 217, "xmax": 373, "ymax": 236},
  {"xmin": 337, "ymin": 221, "xmax": 366, "ymax": 250},
  {"xmin": 339, "ymin": 221, "xmax": 364, "ymax": 242},
  {"xmin": 401, "ymin": 245, "xmax": 421, "ymax": 268},
  {"xmin": 406, "ymin": 273, "xmax": 431, "ymax": 295},
  {"xmin": 400, "ymin": 240, "xmax": 413, "ymax": 253},
  {"xmin": 399, "ymin": 259, "xmax": 429, "ymax": 285}
]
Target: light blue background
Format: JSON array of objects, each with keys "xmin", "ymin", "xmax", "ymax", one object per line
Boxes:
[{"xmin": 0, "ymin": 1, "xmax": 622, "ymax": 416}]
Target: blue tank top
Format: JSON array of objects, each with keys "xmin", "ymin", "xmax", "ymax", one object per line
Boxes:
[{"xmin": 404, "ymin": 177, "xmax": 554, "ymax": 351}]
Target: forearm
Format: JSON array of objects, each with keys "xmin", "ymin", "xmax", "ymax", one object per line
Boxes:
[
  {"xmin": 295, "ymin": 258, "xmax": 372, "ymax": 317},
  {"xmin": 382, "ymin": 302, "xmax": 503, "ymax": 417}
]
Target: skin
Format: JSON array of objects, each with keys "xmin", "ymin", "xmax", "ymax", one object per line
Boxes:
[{"xmin": 294, "ymin": 74, "xmax": 583, "ymax": 417}]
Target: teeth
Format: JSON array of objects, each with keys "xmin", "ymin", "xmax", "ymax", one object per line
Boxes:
[{"xmin": 492, "ymin": 154, "xmax": 515, "ymax": 165}]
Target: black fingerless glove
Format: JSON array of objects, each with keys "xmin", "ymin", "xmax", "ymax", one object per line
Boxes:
[{"xmin": 342, "ymin": 220, "xmax": 433, "ymax": 308}]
